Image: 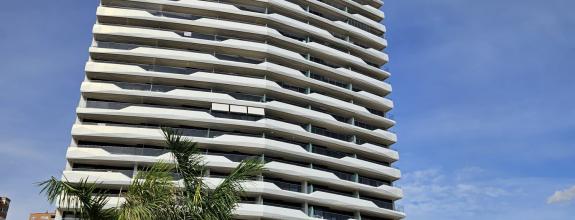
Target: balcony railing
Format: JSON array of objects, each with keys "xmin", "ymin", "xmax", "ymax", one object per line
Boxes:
[
  {"xmin": 263, "ymin": 199, "xmax": 303, "ymax": 211},
  {"xmin": 310, "ymin": 72, "xmax": 349, "ymax": 89},
  {"xmin": 72, "ymin": 168, "xmax": 134, "ymax": 178},
  {"xmin": 264, "ymin": 156, "xmax": 309, "ymax": 167},
  {"xmin": 354, "ymin": 120, "xmax": 379, "ymax": 131},
  {"xmin": 265, "ymin": 178, "xmax": 302, "ymax": 192},
  {"xmin": 310, "ymin": 126, "xmax": 352, "ymax": 142},
  {"xmin": 313, "ymin": 208, "xmax": 353, "ymax": 220},
  {"xmin": 225, "ymin": 92, "xmax": 264, "ymax": 102},
  {"xmin": 355, "ymin": 155, "xmax": 391, "ymax": 167},
  {"xmin": 86, "ymin": 100, "xmax": 130, "ymax": 110},
  {"xmin": 149, "ymin": 10, "xmax": 203, "ymax": 21},
  {"xmin": 141, "ymin": 63, "xmax": 203, "ymax": 75},
  {"xmin": 361, "ymin": 196, "xmax": 393, "ymax": 210},
  {"xmin": 356, "ymin": 137, "xmax": 390, "ymax": 149},
  {"xmin": 79, "ymin": 144, "xmax": 168, "ymax": 157},
  {"xmin": 358, "ymin": 175, "xmax": 391, "ymax": 187},
  {"xmin": 206, "ymin": 151, "xmax": 258, "ymax": 162},
  {"xmin": 312, "ymin": 145, "xmax": 351, "ymax": 159},
  {"xmin": 313, "ymin": 185, "xmax": 354, "ymax": 197},
  {"xmin": 314, "ymin": 165, "xmax": 354, "ymax": 181},
  {"xmin": 277, "ymin": 81, "xmax": 307, "ymax": 94},
  {"xmin": 210, "ymin": 111, "xmax": 263, "ymax": 121},
  {"xmin": 264, "ymin": 135, "xmax": 308, "ymax": 150}
]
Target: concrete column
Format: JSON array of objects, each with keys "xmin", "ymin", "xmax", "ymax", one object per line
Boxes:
[
  {"xmin": 308, "ymin": 205, "xmax": 314, "ymax": 217},
  {"xmin": 355, "ymin": 211, "xmax": 361, "ymax": 220}
]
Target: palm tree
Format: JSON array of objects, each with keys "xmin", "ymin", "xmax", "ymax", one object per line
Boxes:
[
  {"xmin": 39, "ymin": 127, "xmax": 264, "ymax": 220},
  {"xmin": 38, "ymin": 177, "xmax": 117, "ymax": 219},
  {"xmin": 159, "ymin": 127, "xmax": 264, "ymax": 220},
  {"xmin": 117, "ymin": 162, "xmax": 177, "ymax": 220}
]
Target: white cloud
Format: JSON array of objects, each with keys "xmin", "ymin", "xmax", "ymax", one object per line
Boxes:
[
  {"xmin": 547, "ymin": 185, "xmax": 575, "ymax": 204},
  {"xmin": 398, "ymin": 167, "xmax": 524, "ymax": 219},
  {"xmin": 399, "ymin": 167, "xmax": 575, "ymax": 220}
]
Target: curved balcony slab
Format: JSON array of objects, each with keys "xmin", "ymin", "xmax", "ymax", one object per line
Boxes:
[
  {"xmin": 113, "ymin": 0, "xmax": 386, "ymax": 48},
  {"xmin": 71, "ymin": 123, "xmax": 398, "ymax": 163},
  {"xmin": 235, "ymin": 203, "xmax": 318, "ymax": 220},
  {"xmin": 79, "ymin": 80, "xmax": 395, "ymax": 144},
  {"xmin": 69, "ymin": 125, "xmax": 401, "ymax": 199},
  {"xmin": 68, "ymin": 126, "xmax": 399, "ymax": 178},
  {"xmin": 92, "ymin": 22, "xmax": 389, "ymax": 86},
  {"xmin": 96, "ymin": 5, "xmax": 387, "ymax": 68}
]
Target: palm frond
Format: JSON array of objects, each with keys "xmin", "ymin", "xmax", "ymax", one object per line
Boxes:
[
  {"xmin": 118, "ymin": 162, "xmax": 177, "ymax": 220},
  {"xmin": 39, "ymin": 129, "xmax": 263, "ymax": 220},
  {"xmin": 161, "ymin": 127, "xmax": 208, "ymax": 197},
  {"xmin": 38, "ymin": 176, "xmax": 116, "ymax": 220},
  {"xmin": 206, "ymin": 158, "xmax": 265, "ymax": 219}
]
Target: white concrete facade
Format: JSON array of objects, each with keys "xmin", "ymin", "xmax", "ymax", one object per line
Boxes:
[{"xmin": 62, "ymin": 0, "xmax": 404, "ymax": 219}]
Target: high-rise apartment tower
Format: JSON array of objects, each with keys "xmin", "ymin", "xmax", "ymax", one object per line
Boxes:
[{"xmin": 62, "ymin": 0, "xmax": 404, "ymax": 219}]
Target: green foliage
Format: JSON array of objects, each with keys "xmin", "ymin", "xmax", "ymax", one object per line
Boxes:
[
  {"xmin": 38, "ymin": 127, "xmax": 265, "ymax": 220},
  {"xmin": 118, "ymin": 162, "xmax": 177, "ymax": 220},
  {"xmin": 38, "ymin": 177, "xmax": 117, "ymax": 220}
]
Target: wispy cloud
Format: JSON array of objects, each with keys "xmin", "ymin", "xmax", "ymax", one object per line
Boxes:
[
  {"xmin": 400, "ymin": 167, "xmax": 514, "ymax": 218},
  {"xmin": 547, "ymin": 185, "xmax": 575, "ymax": 204},
  {"xmin": 400, "ymin": 166, "xmax": 575, "ymax": 219}
]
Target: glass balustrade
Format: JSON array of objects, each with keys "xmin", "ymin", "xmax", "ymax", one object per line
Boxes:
[
  {"xmin": 265, "ymin": 177, "xmax": 302, "ymax": 192},
  {"xmin": 358, "ymin": 175, "xmax": 390, "ymax": 187},
  {"xmin": 360, "ymin": 195, "xmax": 394, "ymax": 210},
  {"xmin": 314, "ymin": 165, "xmax": 354, "ymax": 181},
  {"xmin": 313, "ymin": 206, "xmax": 354, "ymax": 220},
  {"xmin": 310, "ymin": 126, "xmax": 352, "ymax": 142},
  {"xmin": 262, "ymin": 198, "xmax": 302, "ymax": 210},
  {"xmin": 312, "ymin": 145, "xmax": 352, "ymax": 159},
  {"xmin": 79, "ymin": 144, "xmax": 168, "ymax": 157}
]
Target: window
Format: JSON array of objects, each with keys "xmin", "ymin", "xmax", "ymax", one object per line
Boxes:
[
  {"xmin": 265, "ymin": 177, "xmax": 302, "ymax": 192},
  {"xmin": 312, "ymin": 145, "xmax": 351, "ymax": 159},
  {"xmin": 310, "ymin": 126, "xmax": 352, "ymax": 142},
  {"xmin": 313, "ymin": 206, "xmax": 353, "ymax": 220},
  {"xmin": 263, "ymin": 198, "xmax": 302, "ymax": 210},
  {"xmin": 358, "ymin": 175, "xmax": 391, "ymax": 187},
  {"xmin": 314, "ymin": 165, "xmax": 354, "ymax": 181},
  {"xmin": 360, "ymin": 195, "xmax": 394, "ymax": 210}
]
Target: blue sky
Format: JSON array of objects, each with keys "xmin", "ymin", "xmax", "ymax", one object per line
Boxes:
[{"xmin": 0, "ymin": 0, "xmax": 574, "ymax": 219}]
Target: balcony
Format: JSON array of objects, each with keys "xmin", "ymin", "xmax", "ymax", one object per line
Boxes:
[
  {"xmin": 78, "ymin": 143, "xmax": 168, "ymax": 157},
  {"xmin": 71, "ymin": 164, "xmax": 134, "ymax": 178},
  {"xmin": 265, "ymin": 177, "xmax": 303, "ymax": 192},
  {"xmin": 265, "ymin": 156, "xmax": 309, "ymax": 167},
  {"xmin": 314, "ymin": 165, "xmax": 354, "ymax": 182},
  {"xmin": 312, "ymin": 145, "xmax": 352, "ymax": 159},
  {"xmin": 312, "ymin": 206, "xmax": 354, "ymax": 220},
  {"xmin": 310, "ymin": 71, "xmax": 349, "ymax": 89},
  {"xmin": 310, "ymin": 125, "xmax": 352, "ymax": 142},
  {"xmin": 358, "ymin": 175, "xmax": 391, "ymax": 187},
  {"xmin": 206, "ymin": 151, "xmax": 258, "ymax": 163},
  {"xmin": 262, "ymin": 198, "xmax": 303, "ymax": 211},
  {"xmin": 360, "ymin": 195, "xmax": 393, "ymax": 210}
]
